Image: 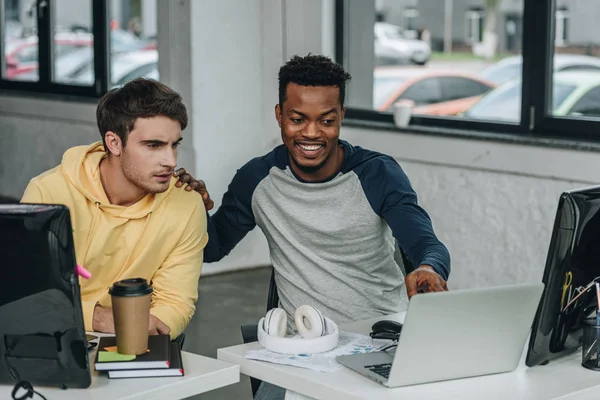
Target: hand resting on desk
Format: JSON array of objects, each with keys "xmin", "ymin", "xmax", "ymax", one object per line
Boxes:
[
  {"xmin": 405, "ymin": 265, "xmax": 448, "ymax": 299},
  {"xmin": 92, "ymin": 305, "xmax": 170, "ymax": 335}
]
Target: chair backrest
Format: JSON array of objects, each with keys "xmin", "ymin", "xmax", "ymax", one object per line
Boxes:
[
  {"xmin": 266, "ymin": 267, "xmax": 279, "ymax": 312},
  {"xmin": 393, "ymin": 240, "xmax": 413, "ymax": 277}
]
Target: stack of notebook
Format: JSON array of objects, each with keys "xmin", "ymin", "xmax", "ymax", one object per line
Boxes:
[{"xmin": 94, "ymin": 335, "xmax": 184, "ymax": 379}]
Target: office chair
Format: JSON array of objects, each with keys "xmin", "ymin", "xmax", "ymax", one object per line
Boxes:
[
  {"xmin": 241, "ymin": 267, "xmax": 279, "ymax": 397},
  {"xmin": 240, "ymin": 243, "xmax": 412, "ymax": 398},
  {"xmin": 174, "ymin": 333, "xmax": 185, "ymax": 349}
]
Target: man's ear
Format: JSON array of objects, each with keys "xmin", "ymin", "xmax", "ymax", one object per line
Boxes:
[
  {"xmin": 341, "ymin": 105, "xmax": 346, "ymax": 122},
  {"xmin": 275, "ymin": 104, "xmax": 282, "ymax": 128},
  {"xmin": 104, "ymin": 131, "xmax": 123, "ymax": 156}
]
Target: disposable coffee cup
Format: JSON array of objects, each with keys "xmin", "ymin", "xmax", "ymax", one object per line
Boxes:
[
  {"xmin": 109, "ymin": 278, "xmax": 153, "ymax": 355},
  {"xmin": 393, "ymin": 100, "xmax": 414, "ymax": 128}
]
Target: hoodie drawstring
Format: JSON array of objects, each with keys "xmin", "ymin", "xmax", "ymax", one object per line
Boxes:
[{"xmin": 111, "ymin": 211, "xmax": 153, "ymax": 280}]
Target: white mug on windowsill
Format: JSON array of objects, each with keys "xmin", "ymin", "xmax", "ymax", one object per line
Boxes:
[{"xmin": 392, "ymin": 99, "xmax": 414, "ymax": 128}]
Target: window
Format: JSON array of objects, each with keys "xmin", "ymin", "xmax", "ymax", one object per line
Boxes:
[
  {"xmin": 439, "ymin": 77, "xmax": 492, "ymax": 102},
  {"xmin": 555, "ymin": 8, "xmax": 568, "ymax": 47},
  {"xmin": 398, "ymin": 78, "xmax": 442, "ymax": 106},
  {"xmin": 465, "ymin": 9, "xmax": 484, "ymax": 45},
  {"xmin": 343, "ymin": 0, "xmax": 521, "ymax": 125},
  {"xmin": 0, "ymin": 0, "xmax": 158, "ymax": 98},
  {"xmin": 52, "ymin": 1, "xmax": 94, "ymax": 86},
  {"xmin": 568, "ymin": 86, "xmax": 600, "ymax": 118},
  {"xmin": 547, "ymin": 0, "xmax": 600, "ymax": 134},
  {"xmin": 402, "ymin": 8, "xmax": 419, "ymax": 39},
  {"xmin": 337, "ymin": 0, "xmax": 600, "ymax": 142}
]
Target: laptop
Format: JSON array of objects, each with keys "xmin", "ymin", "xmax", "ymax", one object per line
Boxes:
[{"xmin": 336, "ymin": 283, "xmax": 544, "ymax": 387}]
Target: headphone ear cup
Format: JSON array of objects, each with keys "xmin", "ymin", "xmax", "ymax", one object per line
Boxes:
[
  {"xmin": 295, "ymin": 305, "xmax": 326, "ymax": 339},
  {"xmin": 264, "ymin": 308, "xmax": 287, "ymax": 337}
]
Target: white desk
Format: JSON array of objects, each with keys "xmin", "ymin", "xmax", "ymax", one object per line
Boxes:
[
  {"xmin": 2, "ymin": 340, "xmax": 240, "ymax": 400},
  {"xmin": 218, "ymin": 313, "xmax": 600, "ymax": 400}
]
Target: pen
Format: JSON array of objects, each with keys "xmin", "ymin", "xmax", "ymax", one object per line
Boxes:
[{"xmin": 562, "ymin": 277, "xmax": 600, "ymax": 312}]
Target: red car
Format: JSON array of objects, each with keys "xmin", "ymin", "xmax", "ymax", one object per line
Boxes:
[
  {"xmin": 374, "ymin": 67, "xmax": 496, "ymax": 116},
  {"xmin": 4, "ymin": 30, "xmax": 156, "ymax": 80}
]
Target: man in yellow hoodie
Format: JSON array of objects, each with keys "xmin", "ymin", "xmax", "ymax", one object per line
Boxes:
[{"xmin": 21, "ymin": 78, "xmax": 207, "ymax": 339}]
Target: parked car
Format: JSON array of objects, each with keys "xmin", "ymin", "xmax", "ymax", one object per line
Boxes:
[
  {"xmin": 464, "ymin": 70, "xmax": 600, "ymax": 121},
  {"xmin": 479, "ymin": 54, "xmax": 600, "ymax": 86},
  {"xmin": 374, "ymin": 22, "xmax": 430, "ymax": 66},
  {"xmin": 65, "ymin": 49, "xmax": 158, "ymax": 87},
  {"xmin": 4, "ymin": 30, "xmax": 155, "ymax": 80},
  {"xmin": 4, "ymin": 31, "xmax": 93, "ymax": 79},
  {"xmin": 374, "ymin": 67, "xmax": 495, "ymax": 115}
]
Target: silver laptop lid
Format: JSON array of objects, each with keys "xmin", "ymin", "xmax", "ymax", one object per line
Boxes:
[{"xmin": 388, "ymin": 283, "xmax": 544, "ymax": 387}]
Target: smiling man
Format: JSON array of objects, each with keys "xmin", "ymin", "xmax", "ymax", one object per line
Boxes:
[
  {"xmin": 203, "ymin": 54, "xmax": 450, "ymax": 322},
  {"xmin": 21, "ymin": 78, "xmax": 207, "ymax": 339}
]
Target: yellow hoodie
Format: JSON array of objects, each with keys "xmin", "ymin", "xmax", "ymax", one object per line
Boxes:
[{"xmin": 21, "ymin": 142, "xmax": 207, "ymax": 338}]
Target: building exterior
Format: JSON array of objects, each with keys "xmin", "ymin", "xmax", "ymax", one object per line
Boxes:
[{"xmin": 376, "ymin": 0, "xmax": 600, "ymax": 55}]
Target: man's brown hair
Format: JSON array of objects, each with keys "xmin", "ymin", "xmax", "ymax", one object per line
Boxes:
[{"xmin": 96, "ymin": 78, "xmax": 188, "ymax": 150}]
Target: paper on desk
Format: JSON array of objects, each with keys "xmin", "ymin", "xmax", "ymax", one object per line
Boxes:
[{"xmin": 245, "ymin": 331, "xmax": 391, "ymax": 372}]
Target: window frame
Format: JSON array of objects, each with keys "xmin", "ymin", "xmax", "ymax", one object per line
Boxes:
[
  {"xmin": 336, "ymin": 0, "xmax": 600, "ymax": 143},
  {"xmin": 464, "ymin": 9, "xmax": 484, "ymax": 45},
  {"xmin": 0, "ymin": 0, "xmax": 109, "ymax": 98}
]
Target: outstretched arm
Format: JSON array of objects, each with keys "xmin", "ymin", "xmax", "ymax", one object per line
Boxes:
[{"xmin": 357, "ymin": 157, "xmax": 450, "ymax": 298}]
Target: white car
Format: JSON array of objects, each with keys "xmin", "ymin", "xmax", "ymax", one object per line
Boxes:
[
  {"xmin": 65, "ymin": 50, "xmax": 158, "ymax": 87},
  {"xmin": 374, "ymin": 22, "xmax": 430, "ymax": 66},
  {"xmin": 480, "ymin": 54, "xmax": 600, "ymax": 85}
]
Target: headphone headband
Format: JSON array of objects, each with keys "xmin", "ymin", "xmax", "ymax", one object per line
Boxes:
[{"xmin": 257, "ymin": 316, "xmax": 339, "ymax": 354}]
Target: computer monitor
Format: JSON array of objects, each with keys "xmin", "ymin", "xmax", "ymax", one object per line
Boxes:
[
  {"xmin": 526, "ymin": 186, "xmax": 600, "ymax": 367},
  {"xmin": 0, "ymin": 204, "xmax": 91, "ymax": 388}
]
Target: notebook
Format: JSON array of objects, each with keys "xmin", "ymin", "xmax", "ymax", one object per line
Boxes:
[
  {"xmin": 108, "ymin": 342, "xmax": 184, "ymax": 378},
  {"xmin": 94, "ymin": 335, "xmax": 171, "ymax": 371}
]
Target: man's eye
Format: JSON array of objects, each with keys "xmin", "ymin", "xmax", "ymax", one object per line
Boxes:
[
  {"xmin": 322, "ymin": 119, "xmax": 334, "ymax": 125},
  {"xmin": 173, "ymin": 142, "xmax": 181, "ymax": 148},
  {"xmin": 290, "ymin": 118, "xmax": 303, "ymax": 124}
]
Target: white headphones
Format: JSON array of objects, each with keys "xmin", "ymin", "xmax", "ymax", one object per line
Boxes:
[{"xmin": 257, "ymin": 305, "xmax": 339, "ymax": 354}]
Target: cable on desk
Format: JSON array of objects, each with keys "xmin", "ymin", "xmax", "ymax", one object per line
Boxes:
[
  {"xmin": 5, "ymin": 356, "xmax": 48, "ymax": 400},
  {"xmin": 377, "ymin": 340, "xmax": 398, "ymax": 352}
]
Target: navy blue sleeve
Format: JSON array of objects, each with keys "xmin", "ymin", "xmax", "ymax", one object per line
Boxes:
[
  {"xmin": 355, "ymin": 156, "xmax": 450, "ymax": 280},
  {"xmin": 204, "ymin": 156, "xmax": 273, "ymax": 262}
]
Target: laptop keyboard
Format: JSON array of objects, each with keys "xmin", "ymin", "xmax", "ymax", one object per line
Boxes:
[{"xmin": 364, "ymin": 363, "xmax": 392, "ymax": 379}]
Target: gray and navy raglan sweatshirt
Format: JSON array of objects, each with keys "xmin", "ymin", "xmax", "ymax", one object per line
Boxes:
[{"xmin": 205, "ymin": 140, "xmax": 450, "ymax": 327}]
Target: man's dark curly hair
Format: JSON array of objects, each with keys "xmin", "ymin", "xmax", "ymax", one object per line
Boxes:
[{"xmin": 278, "ymin": 54, "xmax": 352, "ymax": 107}]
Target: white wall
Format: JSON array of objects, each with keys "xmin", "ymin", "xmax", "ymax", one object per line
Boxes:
[
  {"xmin": 341, "ymin": 126, "xmax": 600, "ymax": 289},
  {"xmin": 187, "ymin": 0, "xmax": 272, "ymax": 274},
  {"xmin": 0, "ymin": 98, "xmax": 97, "ymax": 200}
]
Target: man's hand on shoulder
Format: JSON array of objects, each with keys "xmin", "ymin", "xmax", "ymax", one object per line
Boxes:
[
  {"xmin": 149, "ymin": 314, "xmax": 170, "ymax": 336},
  {"xmin": 92, "ymin": 304, "xmax": 115, "ymax": 333},
  {"xmin": 173, "ymin": 167, "xmax": 214, "ymax": 211},
  {"xmin": 405, "ymin": 265, "xmax": 448, "ymax": 299}
]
